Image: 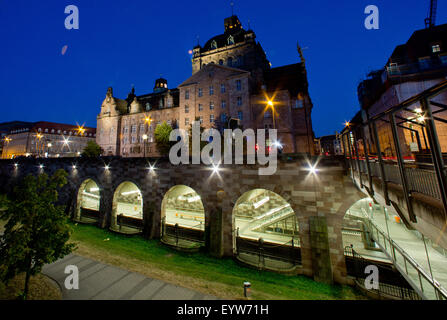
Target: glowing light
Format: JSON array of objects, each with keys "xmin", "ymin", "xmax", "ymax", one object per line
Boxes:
[
  {"xmin": 82, "ymin": 191, "xmax": 100, "ymax": 199},
  {"xmin": 344, "ymin": 121, "xmax": 350, "ymax": 127},
  {"xmin": 121, "ymin": 190, "xmax": 140, "ymax": 196},
  {"xmin": 212, "ymin": 163, "xmax": 220, "ymax": 174},
  {"xmin": 90, "ymin": 187, "xmax": 99, "ymax": 192},
  {"xmin": 147, "ymin": 164, "xmax": 156, "ymax": 172},
  {"xmin": 47, "ymin": 143, "xmax": 52, "ymax": 147},
  {"xmin": 63, "ymin": 138, "xmax": 70, "ymax": 145},
  {"xmin": 273, "ymin": 140, "xmax": 282, "ymax": 149},
  {"xmin": 253, "ymin": 196, "xmax": 270, "ymax": 209},
  {"xmin": 61, "ymin": 45, "xmax": 68, "ymax": 55},
  {"xmin": 142, "ymin": 134, "xmax": 148, "ymax": 140},
  {"xmin": 72, "ymin": 165, "xmax": 77, "ymax": 169},
  {"xmin": 417, "ymin": 116, "xmax": 426, "ymax": 123},
  {"xmin": 14, "ymin": 163, "xmax": 18, "ymax": 168},
  {"xmin": 415, "ymin": 108, "xmax": 422, "ymax": 114},
  {"xmin": 104, "ymin": 165, "xmax": 109, "ymax": 170},
  {"xmin": 306, "ymin": 164, "xmax": 318, "ymax": 174},
  {"xmin": 267, "ymin": 100, "xmax": 274, "ymax": 107},
  {"xmin": 188, "ymin": 49, "xmax": 193, "ymax": 54},
  {"xmin": 39, "ymin": 164, "xmax": 44, "ymax": 169}
]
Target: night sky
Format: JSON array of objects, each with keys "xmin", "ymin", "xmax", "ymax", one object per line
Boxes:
[{"xmin": 1, "ymin": 0, "xmax": 446, "ymax": 136}]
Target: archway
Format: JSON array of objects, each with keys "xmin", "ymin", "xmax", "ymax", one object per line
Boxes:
[
  {"xmin": 111, "ymin": 181, "xmax": 143, "ymax": 234},
  {"xmin": 160, "ymin": 185, "xmax": 205, "ymax": 248},
  {"xmin": 75, "ymin": 179, "xmax": 100, "ymax": 223},
  {"xmin": 233, "ymin": 189, "xmax": 301, "ymax": 270}
]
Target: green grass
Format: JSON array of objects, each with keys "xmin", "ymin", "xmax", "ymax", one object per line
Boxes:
[{"xmin": 69, "ymin": 223, "xmax": 366, "ymax": 300}]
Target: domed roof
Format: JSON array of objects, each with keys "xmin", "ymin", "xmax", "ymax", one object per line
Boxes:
[{"xmin": 201, "ymin": 15, "xmax": 252, "ymax": 53}]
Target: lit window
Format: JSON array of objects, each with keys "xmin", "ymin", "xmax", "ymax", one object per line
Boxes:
[
  {"xmin": 146, "ymin": 103, "xmax": 151, "ymax": 111},
  {"xmin": 210, "ymin": 114, "xmax": 215, "ymax": 123},
  {"xmin": 227, "ymin": 35, "xmax": 234, "ymax": 45},
  {"xmin": 432, "ymin": 44, "xmax": 441, "ymax": 53}
]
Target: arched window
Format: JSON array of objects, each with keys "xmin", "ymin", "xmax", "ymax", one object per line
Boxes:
[
  {"xmin": 111, "ymin": 181, "xmax": 143, "ymax": 234},
  {"xmin": 227, "ymin": 35, "xmax": 234, "ymax": 45},
  {"xmin": 211, "ymin": 40, "xmax": 217, "ymax": 49},
  {"xmin": 219, "ymin": 59, "xmax": 224, "ymax": 65}
]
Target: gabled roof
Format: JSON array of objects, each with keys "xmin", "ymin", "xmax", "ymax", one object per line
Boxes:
[{"xmin": 179, "ymin": 64, "xmax": 250, "ymax": 87}]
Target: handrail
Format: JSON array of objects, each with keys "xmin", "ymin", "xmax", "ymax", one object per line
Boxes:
[{"xmin": 360, "ymin": 208, "xmax": 447, "ymax": 299}]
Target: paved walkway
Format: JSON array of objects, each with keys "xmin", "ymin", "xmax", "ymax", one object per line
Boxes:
[
  {"xmin": 347, "ymin": 198, "xmax": 447, "ymax": 298},
  {"xmin": 42, "ymin": 254, "xmax": 217, "ymax": 300}
]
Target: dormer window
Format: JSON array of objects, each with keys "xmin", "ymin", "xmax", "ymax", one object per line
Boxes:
[
  {"xmin": 211, "ymin": 40, "xmax": 217, "ymax": 49},
  {"xmin": 145, "ymin": 103, "xmax": 151, "ymax": 111},
  {"xmin": 432, "ymin": 44, "xmax": 441, "ymax": 53},
  {"xmin": 227, "ymin": 35, "xmax": 234, "ymax": 45}
]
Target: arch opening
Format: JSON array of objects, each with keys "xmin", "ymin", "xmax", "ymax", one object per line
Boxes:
[
  {"xmin": 233, "ymin": 189, "xmax": 301, "ymax": 270},
  {"xmin": 161, "ymin": 185, "xmax": 205, "ymax": 248},
  {"xmin": 111, "ymin": 181, "xmax": 143, "ymax": 234},
  {"xmin": 76, "ymin": 179, "xmax": 100, "ymax": 224}
]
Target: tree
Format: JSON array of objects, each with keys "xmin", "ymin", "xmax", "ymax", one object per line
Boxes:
[
  {"xmin": 0, "ymin": 169, "xmax": 75, "ymax": 300},
  {"xmin": 154, "ymin": 121, "xmax": 173, "ymax": 156},
  {"xmin": 81, "ymin": 140, "xmax": 103, "ymax": 157}
]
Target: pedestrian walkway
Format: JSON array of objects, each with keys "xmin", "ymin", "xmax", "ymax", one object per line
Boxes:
[
  {"xmin": 42, "ymin": 254, "xmax": 217, "ymax": 300},
  {"xmin": 347, "ymin": 198, "xmax": 447, "ymax": 297}
]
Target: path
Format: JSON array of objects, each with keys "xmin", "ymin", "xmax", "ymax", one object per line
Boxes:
[{"xmin": 42, "ymin": 254, "xmax": 217, "ymax": 300}]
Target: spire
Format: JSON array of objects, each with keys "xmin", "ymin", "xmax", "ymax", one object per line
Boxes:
[{"xmin": 297, "ymin": 42, "xmax": 306, "ymax": 65}]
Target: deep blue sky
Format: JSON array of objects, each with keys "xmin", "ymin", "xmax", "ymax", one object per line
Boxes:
[{"xmin": 1, "ymin": 0, "xmax": 446, "ymax": 136}]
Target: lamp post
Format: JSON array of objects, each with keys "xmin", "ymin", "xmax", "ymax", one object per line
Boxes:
[
  {"xmin": 47, "ymin": 142, "xmax": 52, "ymax": 158},
  {"xmin": 142, "ymin": 134, "xmax": 148, "ymax": 158},
  {"xmin": 267, "ymin": 100, "xmax": 276, "ymax": 129},
  {"xmin": 3, "ymin": 137, "xmax": 11, "ymax": 159}
]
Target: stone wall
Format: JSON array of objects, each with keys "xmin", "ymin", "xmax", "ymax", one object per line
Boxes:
[{"xmin": 0, "ymin": 155, "xmax": 364, "ymax": 284}]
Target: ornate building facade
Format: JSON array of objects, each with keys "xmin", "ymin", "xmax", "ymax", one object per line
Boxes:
[{"xmin": 97, "ymin": 14, "xmax": 315, "ymax": 156}]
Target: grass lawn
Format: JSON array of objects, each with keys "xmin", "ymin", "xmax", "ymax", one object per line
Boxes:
[{"xmin": 69, "ymin": 222, "xmax": 367, "ymax": 300}]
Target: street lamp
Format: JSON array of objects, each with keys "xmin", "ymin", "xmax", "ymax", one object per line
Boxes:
[
  {"xmin": 3, "ymin": 137, "xmax": 11, "ymax": 159},
  {"xmin": 142, "ymin": 134, "xmax": 148, "ymax": 158},
  {"xmin": 267, "ymin": 100, "xmax": 276, "ymax": 129}
]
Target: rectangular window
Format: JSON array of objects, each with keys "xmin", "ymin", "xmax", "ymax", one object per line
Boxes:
[
  {"xmin": 221, "ymin": 100, "xmax": 226, "ymax": 108},
  {"xmin": 198, "ymin": 88, "xmax": 203, "ymax": 97},
  {"xmin": 185, "ymin": 105, "xmax": 189, "ymax": 113},
  {"xmin": 198, "ymin": 104, "xmax": 203, "ymax": 111},
  {"xmin": 221, "ymin": 113, "xmax": 227, "ymax": 123},
  {"xmin": 185, "ymin": 118, "xmax": 189, "ymax": 126},
  {"xmin": 210, "ymin": 114, "xmax": 215, "ymax": 123},
  {"xmin": 199, "ymin": 116, "xmax": 203, "ymax": 124},
  {"xmin": 209, "ymin": 86, "xmax": 214, "ymax": 95},
  {"xmin": 185, "ymin": 90, "xmax": 190, "ymax": 100},
  {"xmin": 238, "ymin": 111, "xmax": 243, "ymax": 121},
  {"xmin": 440, "ymin": 54, "xmax": 447, "ymax": 65},
  {"xmin": 293, "ymin": 99, "xmax": 304, "ymax": 109},
  {"xmin": 131, "ymin": 125, "xmax": 137, "ymax": 133},
  {"xmin": 221, "ymin": 84, "xmax": 226, "ymax": 93},
  {"xmin": 236, "ymin": 80, "xmax": 241, "ymax": 91},
  {"xmin": 140, "ymin": 124, "xmax": 144, "ymax": 132},
  {"xmin": 432, "ymin": 44, "xmax": 441, "ymax": 53},
  {"xmin": 124, "ymin": 126, "xmax": 129, "ymax": 134},
  {"xmin": 237, "ymin": 97, "xmax": 242, "ymax": 106},
  {"xmin": 210, "ymin": 102, "xmax": 214, "ymax": 110}
]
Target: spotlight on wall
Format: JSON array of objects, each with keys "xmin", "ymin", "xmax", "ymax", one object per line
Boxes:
[
  {"xmin": 13, "ymin": 163, "xmax": 18, "ymax": 168},
  {"xmin": 147, "ymin": 164, "xmax": 155, "ymax": 172},
  {"xmin": 72, "ymin": 165, "xmax": 77, "ymax": 169},
  {"xmin": 211, "ymin": 163, "xmax": 220, "ymax": 174},
  {"xmin": 39, "ymin": 164, "xmax": 44, "ymax": 169},
  {"xmin": 104, "ymin": 165, "xmax": 110, "ymax": 170},
  {"xmin": 306, "ymin": 164, "xmax": 318, "ymax": 174}
]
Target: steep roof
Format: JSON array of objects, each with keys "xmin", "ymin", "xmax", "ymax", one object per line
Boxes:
[
  {"xmin": 178, "ymin": 63, "xmax": 249, "ymax": 87},
  {"xmin": 261, "ymin": 63, "xmax": 308, "ymax": 96}
]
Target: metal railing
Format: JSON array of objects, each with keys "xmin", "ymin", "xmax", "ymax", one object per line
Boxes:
[
  {"xmin": 354, "ymin": 159, "xmax": 442, "ymax": 200},
  {"xmin": 344, "ymin": 246, "xmax": 421, "ymax": 300},
  {"xmin": 359, "ymin": 208, "xmax": 447, "ymax": 300}
]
